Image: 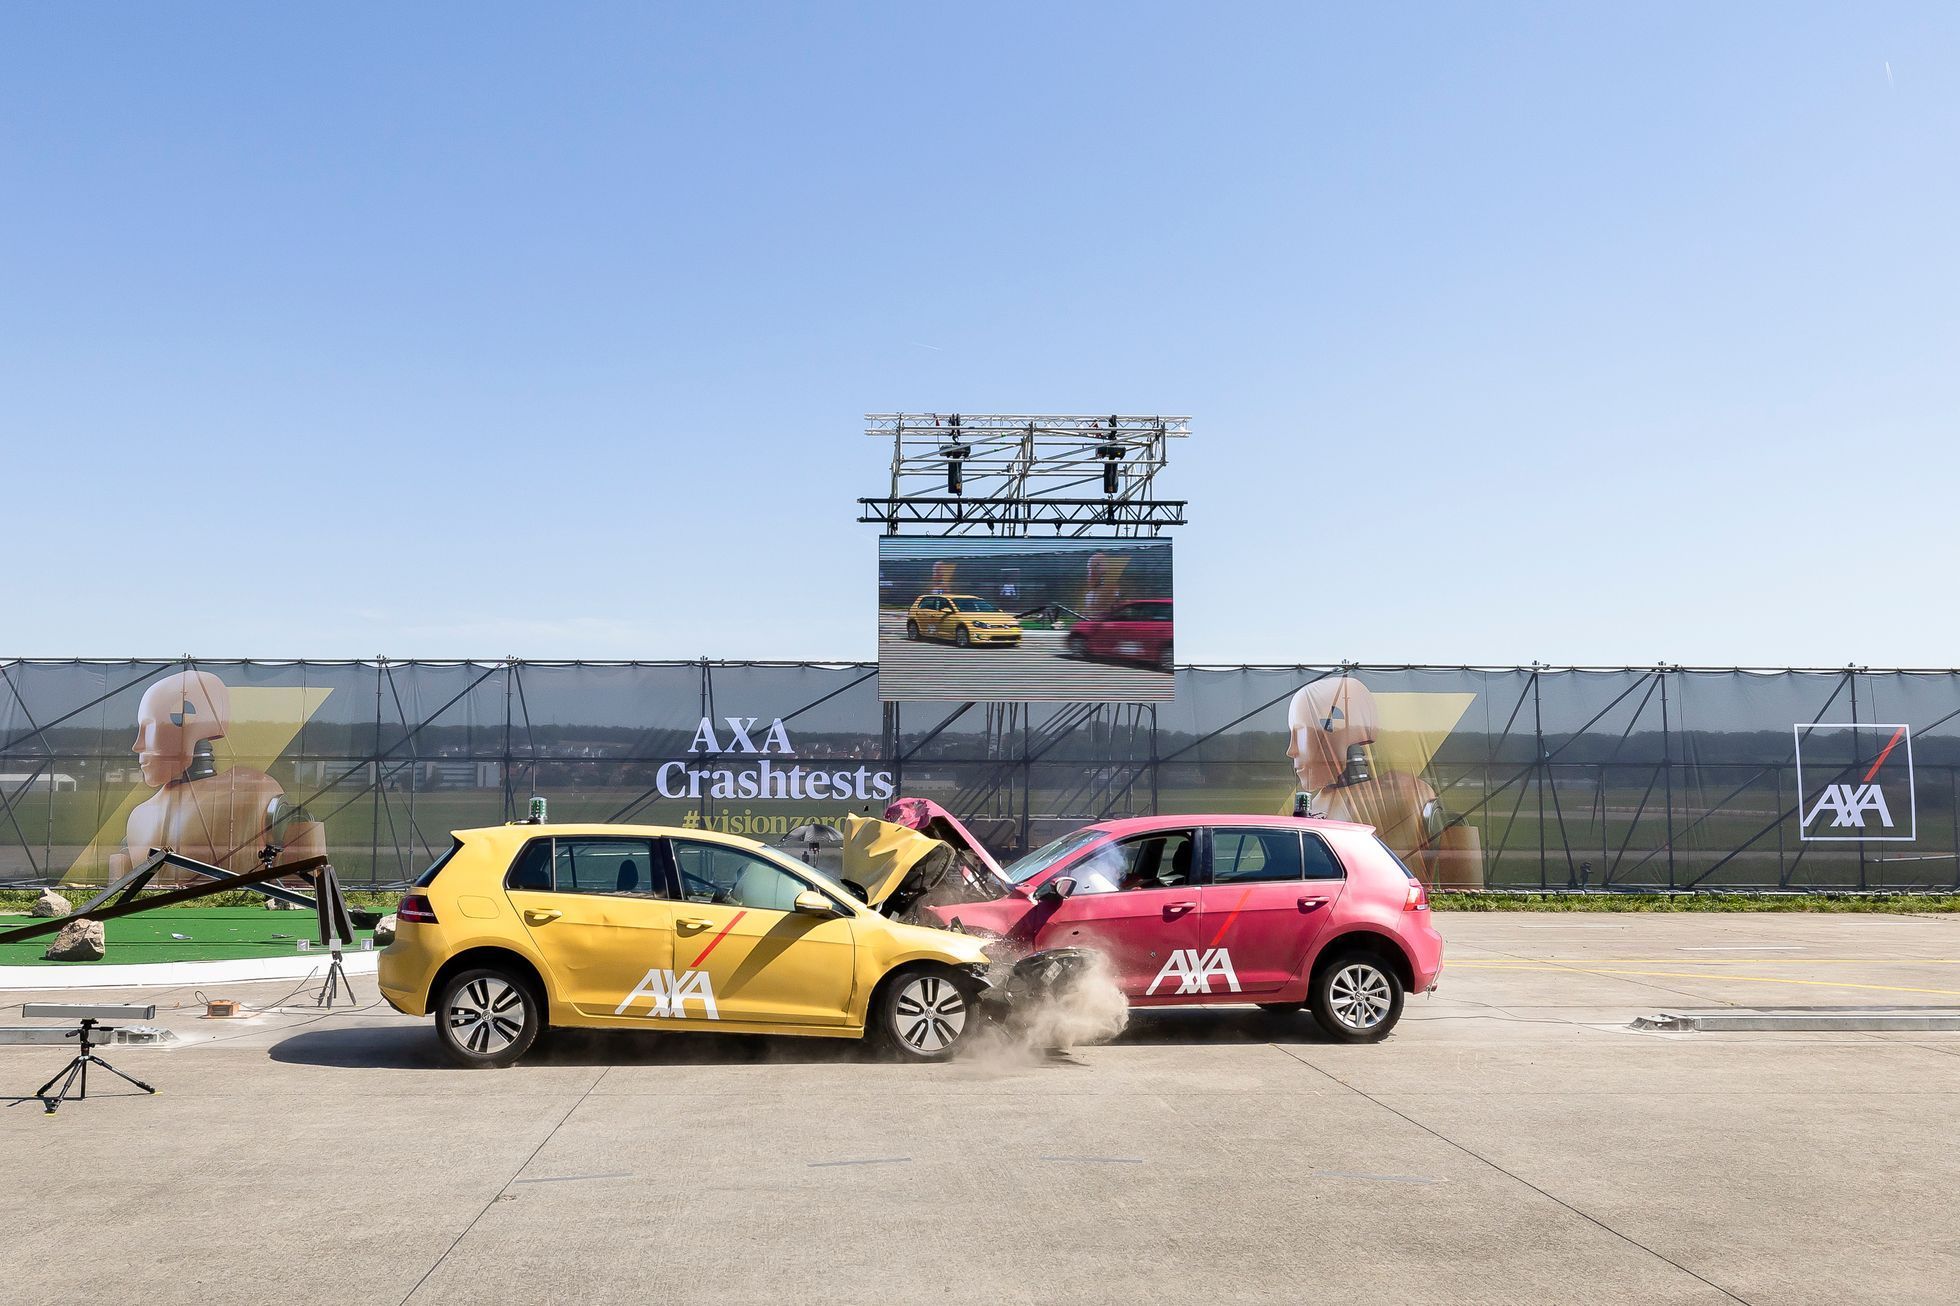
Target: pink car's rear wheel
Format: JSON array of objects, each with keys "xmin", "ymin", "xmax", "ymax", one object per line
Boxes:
[{"xmin": 1309, "ymin": 953, "xmax": 1404, "ymax": 1043}]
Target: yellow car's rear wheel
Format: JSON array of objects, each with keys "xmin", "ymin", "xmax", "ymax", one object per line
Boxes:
[{"xmin": 436, "ymin": 966, "xmax": 541, "ymax": 1068}]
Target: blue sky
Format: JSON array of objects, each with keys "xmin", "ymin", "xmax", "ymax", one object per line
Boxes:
[{"xmin": 3, "ymin": 4, "xmax": 1956, "ymax": 666}]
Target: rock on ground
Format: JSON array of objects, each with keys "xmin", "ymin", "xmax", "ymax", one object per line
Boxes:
[
  {"xmin": 372, "ymin": 914, "xmax": 397, "ymax": 947},
  {"xmin": 30, "ymin": 888, "xmax": 72, "ymax": 917},
  {"xmin": 43, "ymin": 919, "xmax": 106, "ymax": 962}
]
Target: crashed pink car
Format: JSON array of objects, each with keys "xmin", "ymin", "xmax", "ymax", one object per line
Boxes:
[{"xmin": 909, "ymin": 812, "xmax": 1444, "ymax": 1042}]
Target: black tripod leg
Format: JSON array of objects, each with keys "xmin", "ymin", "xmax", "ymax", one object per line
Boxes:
[
  {"xmin": 85, "ymin": 1054, "xmax": 156, "ymax": 1095},
  {"xmin": 39, "ymin": 1058, "xmax": 84, "ymax": 1113},
  {"xmin": 35, "ymin": 1057, "xmax": 79, "ymax": 1100}
]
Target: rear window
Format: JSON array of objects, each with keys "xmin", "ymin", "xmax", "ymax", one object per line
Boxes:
[{"xmin": 413, "ymin": 839, "xmax": 463, "ymax": 887}]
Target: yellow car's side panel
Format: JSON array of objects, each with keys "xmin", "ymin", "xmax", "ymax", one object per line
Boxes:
[{"xmin": 377, "ymin": 823, "xmax": 991, "ymax": 1044}]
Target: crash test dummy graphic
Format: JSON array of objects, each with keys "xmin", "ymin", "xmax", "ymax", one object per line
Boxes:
[
  {"xmin": 1285, "ymin": 677, "xmax": 1484, "ymax": 889},
  {"xmin": 112, "ymin": 670, "xmax": 326, "ymax": 883}
]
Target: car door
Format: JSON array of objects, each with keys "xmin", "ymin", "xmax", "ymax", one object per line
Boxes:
[
  {"xmin": 933, "ymin": 597, "xmax": 960, "ymax": 640},
  {"xmin": 665, "ymin": 839, "xmax": 857, "ymax": 1027},
  {"xmin": 1088, "ymin": 604, "xmax": 1144, "ymax": 661},
  {"xmin": 503, "ymin": 835, "xmax": 679, "ymax": 1020},
  {"xmin": 1030, "ymin": 829, "xmax": 1205, "ymax": 999},
  {"xmin": 1197, "ymin": 828, "xmax": 1345, "ymax": 995}
]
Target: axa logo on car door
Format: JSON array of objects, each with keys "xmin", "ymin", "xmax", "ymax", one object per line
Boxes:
[
  {"xmin": 1146, "ymin": 947, "xmax": 1240, "ymax": 995},
  {"xmin": 1794, "ymin": 723, "xmax": 1915, "ymax": 842}
]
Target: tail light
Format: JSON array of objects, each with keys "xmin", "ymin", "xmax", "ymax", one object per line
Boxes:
[
  {"xmin": 398, "ymin": 893, "xmax": 439, "ymax": 924},
  {"xmin": 1403, "ymin": 880, "xmax": 1429, "ymax": 911}
]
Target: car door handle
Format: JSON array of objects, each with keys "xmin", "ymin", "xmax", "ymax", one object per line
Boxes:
[
  {"xmin": 524, "ymin": 908, "xmax": 562, "ymax": 923},
  {"xmin": 1298, "ymin": 896, "xmax": 1328, "ymax": 909},
  {"xmin": 1165, "ymin": 901, "xmax": 1197, "ymax": 914},
  {"xmin": 677, "ymin": 917, "xmax": 714, "ymax": 930}
]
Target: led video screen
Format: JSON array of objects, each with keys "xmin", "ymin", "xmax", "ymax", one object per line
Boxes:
[{"xmin": 877, "ymin": 537, "xmax": 1174, "ymax": 702}]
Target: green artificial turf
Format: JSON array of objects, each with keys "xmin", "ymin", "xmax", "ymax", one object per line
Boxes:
[{"xmin": 0, "ymin": 908, "xmax": 375, "ymax": 966}]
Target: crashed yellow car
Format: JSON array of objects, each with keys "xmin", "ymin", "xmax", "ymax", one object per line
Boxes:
[{"xmin": 379, "ymin": 821, "xmax": 993, "ymax": 1067}]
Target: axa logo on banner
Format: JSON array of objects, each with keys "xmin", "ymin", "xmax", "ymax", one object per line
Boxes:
[
  {"xmin": 654, "ymin": 716, "xmax": 895, "ymax": 803},
  {"xmin": 615, "ymin": 968, "xmax": 719, "ymax": 1019},
  {"xmin": 1146, "ymin": 948, "xmax": 1240, "ymax": 995},
  {"xmin": 1793, "ymin": 723, "xmax": 1916, "ymax": 843}
]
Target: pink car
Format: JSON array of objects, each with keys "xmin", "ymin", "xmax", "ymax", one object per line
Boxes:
[
  {"xmin": 1065, "ymin": 598, "xmax": 1174, "ymax": 673},
  {"xmin": 920, "ymin": 814, "xmax": 1443, "ymax": 1042}
]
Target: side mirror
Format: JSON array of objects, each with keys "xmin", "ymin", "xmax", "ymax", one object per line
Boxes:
[
  {"xmin": 793, "ymin": 890, "xmax": 838, "ymax": 917},
  {"xmin": 1037, "ymin": 876, "xmax": 1076, "ymax": 903}
]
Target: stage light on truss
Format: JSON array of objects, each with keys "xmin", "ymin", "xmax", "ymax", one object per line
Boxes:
[{"xmin": 939, "ymin": 415, "xmax": 970, "ymax": 495}]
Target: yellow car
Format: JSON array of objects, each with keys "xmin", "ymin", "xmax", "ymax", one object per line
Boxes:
[
  {"xmin": 378, "ymin": 822, "xmax": 994, "ymax": 1067},
  {"xmin": 904, "ymin": 594, "xmax": 1023, "ymax": 647}
]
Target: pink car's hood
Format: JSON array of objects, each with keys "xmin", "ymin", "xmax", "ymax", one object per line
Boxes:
[{"xmin": 882, "ymin": 797, "xmax": 1004, "ymax": 877}]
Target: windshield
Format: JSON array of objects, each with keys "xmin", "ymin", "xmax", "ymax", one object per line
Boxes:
[
  {"xmin": 949, "ymin": 598, "xmax": 1001, "ymax": 613},
  {"xmin": 1000, "ymin": 829, "xmax": 1106, "ymax": 885}
]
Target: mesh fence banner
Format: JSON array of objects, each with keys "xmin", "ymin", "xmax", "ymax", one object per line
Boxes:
[{"xmin": 3, "ymin": 659, "xmax": 1954, "ymax": 890}]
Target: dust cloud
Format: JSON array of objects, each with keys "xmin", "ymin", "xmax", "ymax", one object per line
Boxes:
[{"xmin": 964, "ymin": 949, "xmax": 1128, "ymax": 1068}]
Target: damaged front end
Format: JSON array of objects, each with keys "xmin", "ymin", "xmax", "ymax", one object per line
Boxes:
[
  {"xmin": 781, "ymin": 807, "xmax": 1007, "ymax": 925},
  {"xmin": 776, "ymin": 810, "xmax": 1125, "ymax": 1046}
]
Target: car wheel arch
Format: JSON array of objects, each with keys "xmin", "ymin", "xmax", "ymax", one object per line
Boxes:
[
  {"xmin": 428, "ymin": 946, "xmax": 553, "ymax": 1019},
  {"xmin": 1310, "ymin": 929, "xmax": 1414, "ymax": 992},
  {"xmin": 865, "ymin": 956, "xmax": 974, "ymax": 1019}
]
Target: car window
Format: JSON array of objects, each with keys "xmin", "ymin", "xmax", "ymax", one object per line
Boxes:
[
  {"xmin": 1002, "ymin": 829, "xmax": 1105, "ymax": 884},
  {"xmin": 1211, "ymin": 830, "xmax": 1305, "ymax": 884},
  {"xmin": 414, "ymin": 838, "xmax": 463, "ymax": 887},
  {"xmin": 671, "ymin": 841, "xmax": 811, "ymax": 911},
  {"xmin": 506, "ymin": 837, "xmax": 669, "ymax": 897},
  {"xmin": 1070, "ymin": 830, "xmax": 1196, "ymax": 895},
  {"xmin": 1302, "ymin": 834, "xmax": 1345, "ymax": 880},
  {"xmin": 950, "ymin": 598, "xmax": 1000, "ymax": 612}
]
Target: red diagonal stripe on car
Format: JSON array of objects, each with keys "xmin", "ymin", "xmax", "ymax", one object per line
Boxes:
[
  {"xmin": 1207, "ymin": 889, "xmax": 1252, "ymax": 947},
  {"xmin": 689, "ymin": 910, "xmax": 748, "ymax": 968}
]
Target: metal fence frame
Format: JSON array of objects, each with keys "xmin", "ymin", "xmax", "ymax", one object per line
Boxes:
[{"xmin": 4, "ymin": 658, "xmax": 1957, "ymax": 892}]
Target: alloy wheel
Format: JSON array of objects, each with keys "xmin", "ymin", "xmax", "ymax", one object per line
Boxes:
[
  {"xmin": 892, "ymin": 974, "xmax": 968, "ymax": 1054},
  {"xmin": 1327, "ymin": 963, "xmax": 1393, "ymax": 1032},
  {"xmin": 447, "ymin": 976, "xmax": 527, "ymax": 1056}
]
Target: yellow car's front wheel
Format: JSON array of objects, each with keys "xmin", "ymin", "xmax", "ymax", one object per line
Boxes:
[{"xmin": 873, "ymin": 966, "xmax": 979, "ymax": 1062}]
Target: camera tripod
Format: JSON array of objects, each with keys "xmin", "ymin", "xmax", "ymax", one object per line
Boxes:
[{"xmin": 37, "ymin": 1018, "xmax": 156, "ymax": 1116}]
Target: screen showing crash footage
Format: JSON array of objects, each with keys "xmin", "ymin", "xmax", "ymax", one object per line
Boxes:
[{"xmin": 877, "ymin": 537, "xmax": 1174, "ymax": 702}]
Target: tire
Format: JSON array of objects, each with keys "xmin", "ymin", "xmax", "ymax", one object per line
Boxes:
[
  {"xmin": 1065, "ymin": 633, "xmax": 1087, "ymax": 658},
  {"xmin": 905, "ymin": 619, "xmax": 919, "ymax": 641},
  {"xmin": 435, "ymin": 966, "xmax": 542, "ymax": 1068},
  {"xmin": 1157, "ymin": 646, "xmax": 1173, "ymax": 674},
  {"xmin": 954, "ymin": 626, "xmax": 971, "ymax": 648},
  {"xmin": 1308, "ymin": 951, "xmax": 1405, "ymax": 1043},
  {"xmin": 872, "ymin": 966, "xmax": 979, "ymax": 1062}
]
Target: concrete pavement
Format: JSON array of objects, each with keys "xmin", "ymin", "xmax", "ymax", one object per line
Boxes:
[{"xmin": 2, "ymin": 911, "xmax": 1956, "ymax": 1305}]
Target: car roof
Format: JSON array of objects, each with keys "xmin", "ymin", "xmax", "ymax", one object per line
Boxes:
[
  {"xmin": 451, "ymin": 822, "xmax": 768, "ymax": 851},
  {"xmin": 1081, "ymin": 813, "xmax": 1373, "ymax": 837}
]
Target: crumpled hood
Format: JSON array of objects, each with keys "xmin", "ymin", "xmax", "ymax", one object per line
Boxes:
[{"xmin": 840, "ymin": 814, "xmax": 957, "ymax": 907}]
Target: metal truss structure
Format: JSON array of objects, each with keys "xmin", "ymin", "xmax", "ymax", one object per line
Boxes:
[{"xmin": 859, "ymin": 413, "xmax": 1189, "ymax": 536}]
